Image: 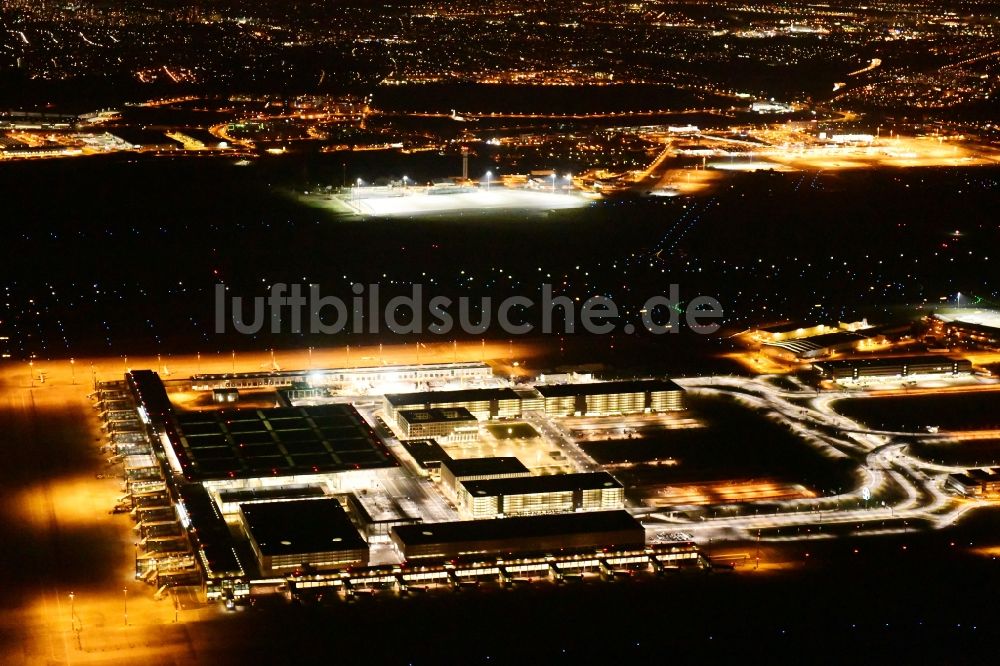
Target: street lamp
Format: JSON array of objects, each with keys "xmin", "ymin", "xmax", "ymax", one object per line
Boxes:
[
  {"xmin": 485, "ymin": 170, "xmax": 492, "ymax": 191},
  {"xmin": 551, "ymin": 172, "xmax": 556, "ymax": 193},
  {"xmin": 565, "ymin": 173, "xmax": 572, "ymax": 193},
  {"xmin": 402, "ymin": 175, "xmax": 409, "ymax": 189},
  {"xmin": 69, "ymin": 591, "xmax": 81, "ymax": 648},
  {"xmin": 70, "ymin": 358, "xmax": 75, "ymax": 385},
  {"xmin": 123, "ymin": 588, "xmax": 128, "ymax": 626},
  {"xmin": 29, "ymin": 360, "xmax": 34, "ymax": 388}
]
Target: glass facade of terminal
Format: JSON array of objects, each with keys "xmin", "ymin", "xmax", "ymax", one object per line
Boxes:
[{"xmin": 457, "ymin": 477, "xmax": 625, "ymax": 518}]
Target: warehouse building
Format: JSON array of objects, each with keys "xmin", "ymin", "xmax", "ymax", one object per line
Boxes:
[
  {"xmin": 239, "ymin": 498, "xmax": 369, "ymax": 575},
  {"xmin": 390, "ymin": 510, "xmax": 645, "ymax": 561},
  {"xmin": 455, "ymin": 472, "xmax": 625, "ymax": 519},
  {"xmin": 813, "ymin": 355, "xmax": 972, "ymax": 382},
  {"xmin": 394, "ymin": 407, "xmax": 479, "ymax": 442},
  {"xmin": 440, "ymin": 457, "xmax": 531, "ymax": 500},
  {"xmin": 535, "ymin": 379, "xmax": 684, "ymax": 416}
]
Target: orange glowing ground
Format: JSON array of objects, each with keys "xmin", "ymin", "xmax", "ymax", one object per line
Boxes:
[{"xmin": 644, "ymin": 479, "xmax": 814, "ymax": 506}]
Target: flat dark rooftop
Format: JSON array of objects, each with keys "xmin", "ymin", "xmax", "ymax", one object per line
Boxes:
[
  {"xmin": 534, "ymin": 379, "xmax": 683, "ymax": 398},
  {"xmin": 813, "ymin": 355, "xmax": 968, "ymax": 370},
  {"xmin": 240, "ymin": 498, "xmax": 366, "ymax": 557},
  {"xmin": 170, "ymin": 403, "xmax": 396, "ymax": 481},
  {"xmin": 127, "ymin": 369, "xmax": 173, "ymax": 425},
  {"xmin": 461, "ymin": 472, "xmax": 623, "ymax": 497},
  {"xmin": 400, "ymin": 439, "xmax": 452, "ymax": 469},
  {"xmin": 441, "ymin": 456, "xmax": 529, "ymax": 478},
  {"xmin": 392, "ymin": 510, "xmax": 642, "ymax": 546},
  {"xmin": 386, "ymin": 387, "xmax": 521, "ymax": 407},
  {"xmin": 218, "ymin": 485, "xmax": 326, "ymax": 505}
]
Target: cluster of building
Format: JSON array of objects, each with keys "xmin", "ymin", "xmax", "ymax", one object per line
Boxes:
[{"xmin": 113, "ymin": 365, "xmax": 690, "ymax": 602}]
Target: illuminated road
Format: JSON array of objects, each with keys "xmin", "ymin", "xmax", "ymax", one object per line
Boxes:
[
  {"xmin": 636, "ymin": 375, "xmax": 991, "ymax": 542},
  {"xmin": 522, "ymin": 411, "xmax": 602, "ymax": 473}
]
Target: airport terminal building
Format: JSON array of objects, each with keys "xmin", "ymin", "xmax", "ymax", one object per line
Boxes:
[
  {"xmin": 240, "ymin": 498, "xmax": 369, "ymax": 574},
  {"xmin": 125, "ymin": 369, "xmax": 404, "ymax": 598},
  {"xmin": 928, "ymin": 313, "xmax": 1000, "ymax": 349},
  {"xmin": 119, "ymin": 366, "xmax": 685, "ymax": 604},
  {"xmin": 390, "ymin": 510, "xmax": 646, "ymax": 561},
  {"xmin": 455, "ymin": 472, "xmax": 625, "ymax": 519}
]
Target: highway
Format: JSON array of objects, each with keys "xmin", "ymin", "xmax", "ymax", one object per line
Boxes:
[
  {"xmin": 634, "ymin": 375, "xmax": 990, "ymax": 542},
  {"xmin": 336, "ymin": 371, "xmax": 992, "ymax": 551},
  {"xmin": 372, "ymin": 108, "xmax": 733, "ymax": 121}
]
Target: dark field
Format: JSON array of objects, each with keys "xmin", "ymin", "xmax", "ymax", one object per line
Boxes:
[
  {"xmin": 834, "ymin": 392, "xmax": 1000, "ymax": 432},
  {"xmin": 909, "ymin": 438, "xmax": 1000, "ymax": 467},
  {"xmin": 581, "ymin": 395, "xmax": 858, "ymax": 493},
  {"xmin": 3, "ymin": 156, "xmax": 998, "ymax": 363}
]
